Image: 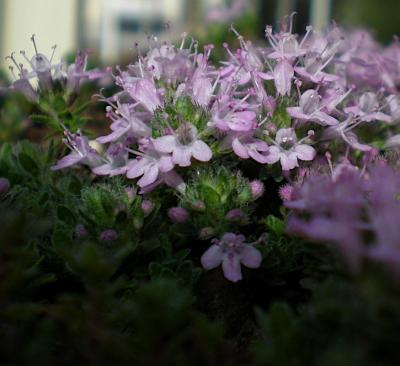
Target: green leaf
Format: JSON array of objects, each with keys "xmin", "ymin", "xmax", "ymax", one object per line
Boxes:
[
  {"xmin": 149, "ymin": 262, "xmax": 163, "ymax": 278},
  {"xmin": 57, "ymin": 205, "xmax": 75, "ymax": 224},
  {"xmin": 18, "ymin": 152, "xmax": 39, "ymax": 175},
  {"xmin": 265, "ymin": 215, "xmax": 285, "ymax": 236}
]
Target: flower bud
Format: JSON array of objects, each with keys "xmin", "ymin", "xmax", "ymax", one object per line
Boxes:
[
  {"xmin": 74, "ymin": 224, "xmax": 87, "ymax": 239},
  {"xmin": 99, "ymin": 229, "xmax": 118, "ymax": 242},
  {"xmin": 191, "ymin": 200, "xmax": 206, "ymax": 212},
  {"xmin": 141, "ymin": 200, "xmax": 155, "ymax": 217},
  {"xmin": 0, "ymin": 178, "xmax": 10, "ymax": 198},
  {"xmin": 250, "ymin": 180, "xmax": 264, "ymax": 200},
  {"xmin": 225, "ymin": 208, "xmax": 243, "ymax": 222},
  {"xmin": 279, "ymin": 184, "xmax": 294, "ymax": 202},
  {"xmin": 167, "ymin": 207, "xmax": 189, "ymax": 223},
  {"xmin": 133, "ymin": 217, "xmax": 144, "ymax": 229},
  {"xmin": 265, "ymin": 122, "xmax": 277, "ymax": 135},
  {"xmin": 125, "ymin": 186, "xmax": 136, "ymax": 203},
  {"xmin": 199, "ymin": 227, "xmax": 215, "ymax": 240}
]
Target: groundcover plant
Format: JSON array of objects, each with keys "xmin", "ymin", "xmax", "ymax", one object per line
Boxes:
[{"xmin": 1, "ymin": 14, "xmax": 400, "ymax": 366}]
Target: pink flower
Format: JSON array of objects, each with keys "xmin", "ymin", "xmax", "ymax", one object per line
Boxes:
[
  {"xmin": 97, "ymin": 103, "xmax": 151, "ymax": 144},
  {"xmin": 0, "ymin": 177, "xmax": 10, "ymax": 198},
  {"xmin": 66, "ymin": 50, "xmax": 106, "ymax": 93},
  {"xmin": 92, "ymin": 143, "xmax": 128, "ymax": 176},
  {"xmin": 51, "ymin": 130, "xmax": 103, "ymax": 171},
  {"xmin": 322, "ymin": 117, "xmax": 372, "ymax": 152},
  {"xmin": 201, "ymin": 233, "xmax": 262, "ymax": 282},
  {"xmin": 344, "ymin": 92, "xmax": 392, "ymax": 123},
  {"xmin": 250, "ymin": 180, "xmax": 265, "ymax": 200},
  {"xmin": 295, "ymin": 52, "xmax": 339, "ymax": 84},
  {"xmin": 265, "ymin": 22, "xmax": 306, "ymax": 61},
  {"xmin": 153, "ymin": 123, "xmax": 212, "ymax": 167},
  {"xmin": 168, "ymin": 207, "xmax": 189, "ymax": 223},
  {"xmin": 265, "ymin": 128, "xmax": 316, "ymax": 171},
  {"xmin": 231, "ymin": 134, "xmax": 269, "ymax": 163},
  {"xmin": 287, "ymin": 89, "xmax": 339, "ymax": 126},
  {"xmin": 126, "ymin": 78, "xmax": 163, "ymax": 113},
  {"xmin": 99, "ymin": 229, "xmax": 118, "ymax": 242},
  {"xmin": 272, "ymin": 59, "xmax": 294, "ymax": 96},
  {"xmin": 210, "ymin": 95, "xmax": 257, "ymax": 132},
  {"xmin": 126, "ymin": 145, "xmax": 174, "ymax": 188},
  {"xmin": 141, "ymin": 200, "xmax": 155, "ymax": 217}
]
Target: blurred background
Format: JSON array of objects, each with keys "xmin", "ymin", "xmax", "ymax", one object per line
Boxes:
[{"xmin": 0, "ymin": 0, "xmax": 399, "ymax": 73}]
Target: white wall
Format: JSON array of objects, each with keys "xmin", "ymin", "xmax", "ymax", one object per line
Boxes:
[{"xmin": 1, "ymin": 0, "xmax": 77, "ymax": 72}]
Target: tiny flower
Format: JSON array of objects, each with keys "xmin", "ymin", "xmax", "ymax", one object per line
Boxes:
[
  {"xmin": 225, "ymin": 208, "xmax": 244, "ymax": 222},
  {"xmin": 97, "ymin": 103, "xmax": 151, "ymax": 144},
  {"xmin": 99, "ymin": 229, "xmax": 119, "ymax": 242},
  {"xmin": 51, "ymin": 130, "xmax": 103, "ymax": 171},
  {"xmin": 295, "ymin": 54, "xmax": 339, "ymax": 84},
  {"xmin": 191, "ymin": 200, "xmax": 206, "ymax": 212},
  {"xmin": 125, "ymin": 186, "xmax": 136, "ymax": 202},
  {"xmin": 92, "ymin": 143, "xmax": 129, "ymax": 176},
  {"xmin": 344, "ymin": 92, "xmax": 392, "ymax": 123},
  {"xmin": 199, "ymin": 227, "xmax": 215, "ymax": 240},
  {"xmin": 322, "ymin": 116, "xmax": 372, "ymax": 152},
  {"xmin": 385, "ymin": 134, "xmax": 400, "ymax": 148},
  {"xmin": 138, "ymin": 170, "xmax": 186, "ymax": 194},
  {"xmin": 168, "ymin": 207, "xmax": 189, "ymax": 223},
  {"xmin": 287, "ymin": 89, "xmax": 339, "ymax": 126},
  {"xmin": 250, "ymin": 180, "xmax": 265, "ymax": 200},
  {"xmin": 279, "ymin": 184, "xmax": 295, "ymax": 202},
  {"xmin": 272, "ymin": 59, "xmax": 294, "ymax": 96},
  {"xmin": 265, "ymin": 18, "xmax": 307, "ymax": 60},
  {"xmin": 153, "ymin": 123, "xmax": 212, "ymax": 167},
  {"xmin": 126, "ymin": 144, "xmax": 175, "ymax": 188},
  {"xmin": 265, "ymin": 128, "xmax": 316, "ymax": 170},
  {"xmin": 66, "ymin": 50, "xmax": 105, "ymax": 93},
  {"xmin": 141, "ymin": 200, "xmax": 155, "ymax": 217},
  {"xmin": 0, "ymin": 177, "xmax": 10, "ymax": 198},
  {"xmin": 74, "ymin": 224, "xmax": 87, "ymax": 239},
  {"xmin": 210, "ymin": 94, "xmax": 257, "ymax": 132},
  {"xmin": 188, "ymin": 48, "xmax": 214, "ymax": 106},
  {"xmin": 126, "ymin": 78, "xmax": 163, "ymax": 112},
  {"xmin": 231, "ymin": 134, "xmax": 269, "ymax": 163},
  {"xmin": 201, "ymin": 233, "xmax": 262, "ymax": 282}
]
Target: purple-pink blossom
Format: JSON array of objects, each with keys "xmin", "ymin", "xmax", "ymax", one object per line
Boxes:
[
  {"xmin": 153, "ymin": 123, "xmax": 212, "ymax": 167},
  {"xmin": 265, "ymin": 128, "xmax": 316, "ymax": 170},
  {"xmin": 201, "ymin": 233, "xmax": 262, "ymax": 282}
]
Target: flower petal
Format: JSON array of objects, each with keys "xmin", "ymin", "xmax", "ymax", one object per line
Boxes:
[
  {"xmin": 96, "ymin": 127, "xmax": 128, "ymax": 144},
  {"xmin": 92, "ymin": 164, "xmax": 113, "ymax": 176},
  {"xmin": 137, "ymin": 164, "xmax": 159, "ymax": 187},
  {"xmin": 273, "ymin": 60, "xmax": 294, "ymax": 96},
  {"xmin": 222, "ymin": 254, "xmax": 242, "ymax": 282},
  {"xmin": 126, "ymin": 159, "xmax": 146, "ymax": 179},
  {"xmin": 232, "ymin": 138, "xmax": 249, "ymax": 159},
  {"xmin": 286, "ymin": 107, "xmax": 310, "ymax": 120},
  {"xmin": 159, "ymin": 155, "xmax": 174, "ymax": 172},
  {"xmin": 294, "ymin": 144, "xmax": 316, "ymax": 161},
  {"xmin": 240, "ymin": 245, "xmax": 262, "ymax": 268},
  {"xmin": 172, "ymin": 146, "xmax": 192, "ymax": 167},
  {"xmin": 51, "ymin": 153, "xmax": 82, "ymax": 171},
  {"xmin": 153, "ymin": 135, "xmax": 176, "ymax": 153},
  {"xmin": 192, "ymin": 140, "xmax": 212, "ymax": 162},
  {"xmin": 201, "ymin": 244, "xmax": 223, "ymax": 269},
  {"xmin": 280, "ymin": 152, "xmax": 299, "ymax": 170},
  {"xmin": 265, "ymin": 146, "xmax": 281, "ymax": 164}
]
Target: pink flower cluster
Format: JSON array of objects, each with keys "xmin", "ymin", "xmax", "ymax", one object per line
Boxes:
[
  {"xmin": 49, "ymin": 16, "xmax": 400, "ymax": 281},
  {"xmin": 285, "ymin": 162, "xmax": 400, "ymax": 279},
  {"xmin": 52, "ymin": 17, "xmax": 399, "ymax": 192},
  {"xmin": 4, "ymin": 35, "xmax": 105, "ymax": 101}
]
